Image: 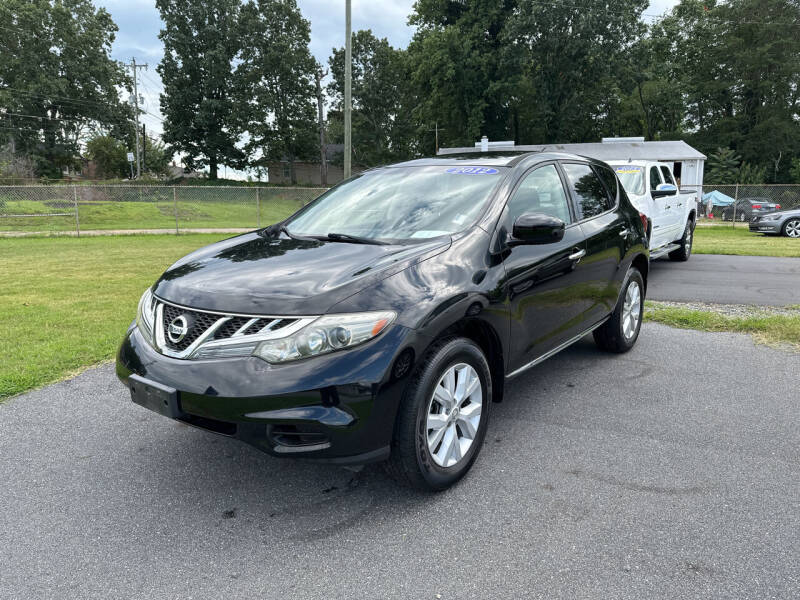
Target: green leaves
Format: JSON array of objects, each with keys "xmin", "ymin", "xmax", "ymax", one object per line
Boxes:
[
  {"xmin": 0, "ymin": 0, "xmax": 132, "ymax": 178},
  {"xmin": 156, "ymin": 0, "xmax": 247, "ymax": 179},
  {"xmin": 237, "ymin": 0, "xmax": 318, "ymax": 182},
  {"xmin": 328, "ymin": 30, "xmax": 416, "ymax": 166}
]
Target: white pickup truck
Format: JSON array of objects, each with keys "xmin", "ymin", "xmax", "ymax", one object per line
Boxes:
[{"xmin": 608, "ymin": 161, "xmax": 696, "ymax": 261}]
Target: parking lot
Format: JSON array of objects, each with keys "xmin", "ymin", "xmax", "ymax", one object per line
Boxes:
[{"xmin": 2, "ymin": 322, "xmax": 797, "ymax": 599}]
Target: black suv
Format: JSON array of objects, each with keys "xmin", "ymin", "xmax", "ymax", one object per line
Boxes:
[{"xmin": 117, "ymin": 152, "xmax": 649, "ymax": 490}]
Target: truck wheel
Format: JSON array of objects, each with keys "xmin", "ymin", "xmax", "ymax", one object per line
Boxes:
[
  {"xmin": 783, "ymin": 218, "xmax": 800, "ymax": 238},
  {"xmin": 669, "ymin": 219, "xmax": 694, "ymax": 261},
  {"xmin": 593, "ymin": 267, "xmax": 644, "ymax": 354},
  {"xmin": 386, "ymin": 337, "xmax": 491, "ymax": 491}
]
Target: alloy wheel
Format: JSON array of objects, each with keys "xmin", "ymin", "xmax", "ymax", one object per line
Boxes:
[
  {"xmin": 426, "ymin": 363, "xmax": 482, "ymax": 468},
  {"xmin": 622, "ymin": 281, "xmax": 642, "ymax": 341},
  {"xmin": 786, "ymin": 219, "xmax": 800, "ymax": 238}
]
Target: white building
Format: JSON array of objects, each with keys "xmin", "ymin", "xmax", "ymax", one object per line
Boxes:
[{"xmin": 438, "ymin": 136, "xmax": 706, "ymax": 193}]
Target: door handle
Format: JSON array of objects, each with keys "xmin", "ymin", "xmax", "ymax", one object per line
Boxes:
[{"xmin": 568, "ymin": 249, "xmax": 586, "ymax": 261}]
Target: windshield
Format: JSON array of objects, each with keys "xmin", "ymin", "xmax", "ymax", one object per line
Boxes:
[
  {"xmin": 612, "ymin": 166, "xmax": 645, "ymax": 196},
  {"xmin": 286, "ymin": 166, "xmax": 505, "ymax": 242}
]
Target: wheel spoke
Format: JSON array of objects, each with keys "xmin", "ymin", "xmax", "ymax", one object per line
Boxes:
[
  {"xmin": 443, "ymin": 368, "xmax": 455, "ymax": 398},
  {"xmin": 454, "ymin": 365, "xmax": 469, "ymax": 402},
  {"xmin": 428, "ymin": 419, "xmax": 448, "ymax": 450},
  {"xmin": 435, "ymin": 424, "xmax": 457, "ymax": 466},
  {"xmin": 433, "ymin": 382, "xmax": 453, "ymax": 408},
  {"xmin": 457, "ymin": 414, "xmax": 479, "ymax": 438},
  {"xmin": 462, "ymin": 372, "xmax": 480, "ymax": 402},
  {"xmin": 427, "ymin": 413, "xmax": 448, "ymax": 431}
]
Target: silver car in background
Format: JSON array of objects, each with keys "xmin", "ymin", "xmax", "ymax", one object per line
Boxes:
[{"xmin": 749, "ymin": 207, "xmax": 800, "ymax": 238}]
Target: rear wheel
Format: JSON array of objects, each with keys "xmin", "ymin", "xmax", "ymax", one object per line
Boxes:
[
  {"xmin": 669, "ymin": 218, "xmax": 694, "ymax": 261},
  {"xmin": 784, "ymin": 218, "xmax": 800, "ymax": 238},
  {"xmin": 386, "ymin": 337, "xmax": 491, "ymax": 491},
  {"xmin": 738, "ymin": 212, "xmax": 747, "ymax": 222},
  {"xmin": 594, "ymin": 267, "xmax": 644, "ymax": 353}
]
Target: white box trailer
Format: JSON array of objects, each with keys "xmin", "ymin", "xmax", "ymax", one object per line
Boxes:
[{"xmin": 449, "ymin": 137, "xmax": 706, "ymax": 200}]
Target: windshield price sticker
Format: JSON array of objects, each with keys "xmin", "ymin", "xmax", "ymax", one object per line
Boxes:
[
  {"xmin": 446, "ymin": 167, "xmax": 500, "ymax": 175},
  {"xmin": 615, "ymin": 168, "xmax": 643, "ymax": 174}
]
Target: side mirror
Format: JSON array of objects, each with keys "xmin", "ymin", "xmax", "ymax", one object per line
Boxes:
[
  {"xmin": 510, "ymin": 213, "xmax": 565, "ymax": 245},
  {"xmin": 652, "ymin": 183, "xmax": 678, "ymax": 198}
]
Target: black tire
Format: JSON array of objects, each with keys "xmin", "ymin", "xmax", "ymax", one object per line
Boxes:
[
  {"xmin": 385, "ymin": 337, "xmax": 491, "ymax": 491},
  {"xmin": 593, "ymin": 267, "xmax": 645, "ymax": 353},
  {"xmin": 669, "ymin": 218, "xmax": 694, "ymax": 261},
  {"xmin": 783, "ymin": 218, "xmax": 800, "ymax": 239}
]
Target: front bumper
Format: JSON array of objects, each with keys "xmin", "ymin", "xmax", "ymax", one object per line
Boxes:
[
  {"xmin": 749, "ymin": 219, "xmax": 782, "ymax": 233},
  {"xmin": 116, "ymin": 323, "xmax": 420, "ymax": 464}
]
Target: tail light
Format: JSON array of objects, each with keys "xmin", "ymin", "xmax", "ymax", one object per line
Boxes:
[
  {"xmin": 639, "ymin": 212, "xmax": 648, "ymax": 233},
  {"xmin": 776, "ymin": 204, "xmax": 781, "ymax": 210},
  {"xmin": 752, "ymin": 204, "xmax": 762, "ymax": 209}
]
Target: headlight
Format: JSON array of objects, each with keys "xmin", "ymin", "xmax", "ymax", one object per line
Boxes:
[
  {"xmin": 254, "ymin": 311, "xmax": 396, "ymax": 363},
  {"xmin": 136, "ymin": 287, "xmax": 156, "ymax": 343},
  {"xmin": 764, "ymin": 213, "xmax": 782, "ymax": 220}
]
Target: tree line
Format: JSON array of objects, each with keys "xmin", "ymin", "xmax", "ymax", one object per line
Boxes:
[{"xmin": 2, "ymin": 0, "xmax": 800, "ymax": 183}]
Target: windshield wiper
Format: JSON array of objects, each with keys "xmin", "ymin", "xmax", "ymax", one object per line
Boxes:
[{"xmin": 322, "ymin": 232, "xmax": 388, "ymax": 246}]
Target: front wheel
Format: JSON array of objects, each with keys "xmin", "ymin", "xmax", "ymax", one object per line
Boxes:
[
  {"xmin": 669, "ymin": 219, "xmax": 694, "ymax": 261},
  {"xmin": 593, "ymin": 267, "xmax": 644, "ymax": 353},
  {"xmin": 783, "ymin": 218, "xmax": 800, "ymax": 238},
  {"xmin": 386, "ymin": 337, "xmax": 491, "ymax": 491}
]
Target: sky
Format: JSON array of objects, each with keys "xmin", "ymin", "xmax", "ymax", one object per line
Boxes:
[{"xmin": 94, "ymin": 0, "xmax": 680, "ymax": 175}]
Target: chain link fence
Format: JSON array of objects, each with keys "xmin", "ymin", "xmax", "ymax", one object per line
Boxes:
[
  {"xmin": 0, "ymin": 185, "xmax": 328, "ymax": 235},
  {"xmin": 681, "ymin": 184, "xmax": 800, "ymax": 226}
]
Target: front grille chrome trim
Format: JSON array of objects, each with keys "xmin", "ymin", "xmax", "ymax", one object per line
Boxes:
[{"xmin": 148, "ymin": 295, "xmax": 318, "ymax": 360}]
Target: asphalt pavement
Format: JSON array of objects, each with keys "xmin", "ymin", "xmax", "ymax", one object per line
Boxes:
[
  {"xmin": 2, "ymin": 323, "xmax": 798, "ymax": 599},
  {"xmin": 647, "ymin": 254, "xmax": 800, "ymax": 306}
]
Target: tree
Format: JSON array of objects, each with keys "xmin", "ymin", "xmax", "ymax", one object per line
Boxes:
[
  {"xmin": 0, "ymin": 0, "xmax": 132, "ymax": 177},
  {"xmin": 328, "ymin": 30, "xmax": 417, "ymax": 166},
  {"xmin": 156, "ymin": 0, "xmax": 246, "ymax": 179},
  {"xmin": 239, "ymin": 0, "xmax": 318, "ymax": 184},
  {"xmin": 407, "ymin": 0, "xmax": 517, "ymax": 147},
  {"xmin": 86, "ymin": 135, "xmax": 127, "ymax": 178},
  {"xmin": 505, "ymin": 0, "xmax": 649, "ymax": 144},
  {"xmin": 142, "ymin": 135, "xmax": 170, "ymax": 176},
  {"xmin": 705, "ymin": 148, "xmax": 741, "ymax": 185},
  {"xmin": 652, "ymin": 0, "xmax": 800, "ymax": 181}
]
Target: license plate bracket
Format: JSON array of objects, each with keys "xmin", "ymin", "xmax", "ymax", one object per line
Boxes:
[{"xmin": 129, "ymin": 374, "xmax": 182, "ymax": 419}]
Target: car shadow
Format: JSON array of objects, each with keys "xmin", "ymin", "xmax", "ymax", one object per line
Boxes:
[{"xmin": 113, "ymin": 335, "xmax": 616, "ymax": 542}]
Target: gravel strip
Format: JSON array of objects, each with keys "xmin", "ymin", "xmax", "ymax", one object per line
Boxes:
[{"xmin": 646, "ymin": 300, "xmax": 800, "ymax": 317}]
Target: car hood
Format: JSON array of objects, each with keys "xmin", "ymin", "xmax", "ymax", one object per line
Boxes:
[{"xmin": 153, "ymin": 231, "xmax": 451, "ymax": 315}]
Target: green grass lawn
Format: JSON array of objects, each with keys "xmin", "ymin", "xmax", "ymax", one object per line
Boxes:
[
  {"xmin": 0, "ymin": 234, "xmax": 228, "ymax": 400},
  {"xmin": 0, "ymin": 188, "xmax": 316, "ymax": 232},
  {"xmin": 645, "ymin": 302, "xmax": 800, "ymax": 349},
  {"xmin": 693, "ymin": 225, "xmax": 800, "ymax": 257}
]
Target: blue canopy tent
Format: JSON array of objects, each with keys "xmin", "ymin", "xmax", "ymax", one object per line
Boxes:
[{"xmin": 703, "ymin": 190, "xmax": 735, "ymax": 206}]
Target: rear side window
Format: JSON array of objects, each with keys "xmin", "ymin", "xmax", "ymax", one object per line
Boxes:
[
  {"xmin": 660, "ymin": 166, "xmax": 675, "ymax": 186},
  {"xmin": 594, "ymin": 165, "xmax": 619, "ymax": 205},
  {"xmin": 562, "ymin": 163, "xmax": 613, "ymax": 220},
  {"xmin": 649, "ymin": 166, "xmax": 662, "ymax": 191}
]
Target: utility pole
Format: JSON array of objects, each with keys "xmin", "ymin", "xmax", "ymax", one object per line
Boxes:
[
  {"xmin": 141, "ymin": 123, "xmax": 146, "ymax": 170},
  {"xmin": 315, "ymin": 67, "xmax": 329, "ymax": 186},
  {"xmin": 343, "ymin": 0, "xmax": 352, "ymax": 179},
  {"xmin": 128, "ymin": 58, "xmax": 148, "ymax": 179}
]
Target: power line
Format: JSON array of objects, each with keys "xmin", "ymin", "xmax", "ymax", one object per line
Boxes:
[{"xmin": 0, "ymin": 85, "xmax": 125, "ymax": 110}]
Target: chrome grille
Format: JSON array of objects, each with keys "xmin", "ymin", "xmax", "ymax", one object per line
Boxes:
[
  {"xmin": 147, "ymin": 297, "xmax": 316, "ymax": 360},
  {"xmin": 162, "ymin": 303, "xmax": 219, "ymax": 351}
]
